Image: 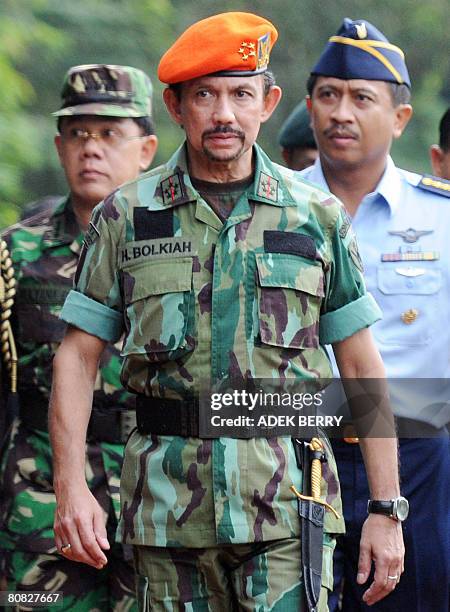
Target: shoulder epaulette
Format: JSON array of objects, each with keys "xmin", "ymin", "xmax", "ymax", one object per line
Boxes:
[{"xmin": 416, "ymin": 175, "xmax": 450, "ymax": 198}]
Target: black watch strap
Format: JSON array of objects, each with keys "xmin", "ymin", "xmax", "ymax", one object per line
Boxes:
[{"xmin": 367, "ymin": 500, "xmax": 393, "ymax": 516}]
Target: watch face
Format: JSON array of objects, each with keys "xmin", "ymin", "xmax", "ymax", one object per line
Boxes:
[{"xmin": 396, "ymin": 497, "xmax": 409, "ymax": 521}]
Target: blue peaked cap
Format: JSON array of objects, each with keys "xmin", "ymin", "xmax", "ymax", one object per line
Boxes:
[{"xmin": 311, "ymin": 18, "xmax": 411, "ymax": 88}]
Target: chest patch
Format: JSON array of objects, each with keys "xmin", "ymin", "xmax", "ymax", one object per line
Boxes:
[
  {"xmin": 134, "ymin": 208, "xmax": 173, "ymax": 240},
  {"xmin": 120, "ymin": 237, "xmax": 195, "ymax": 267},
  {"xmin": 264, "ymin": 231, "xmax": 316, "ymax": 260}
]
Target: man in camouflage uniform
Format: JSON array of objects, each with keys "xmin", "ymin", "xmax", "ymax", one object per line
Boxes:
[
  {"xmin": 0, "ymin": 64, "xmax": 157, "ymax": 610},
  {"xmin": 50, "ymin": 14, "xmax": 404, "ymax": 611}
]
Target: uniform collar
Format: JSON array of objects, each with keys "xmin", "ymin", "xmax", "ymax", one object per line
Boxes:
[
  {"xmin": 150, "ymin": 142, "xmax": 296, "ymax": 211},
  {"xmin": 372, "ymin": 156, "xmax": 402, "ymax": 216},
  {"xmin": 42, "ymin": 195, "xmax": 83, "ymax": 252},
  {"xmin": 306, "ymin": 155, "xmax": 402, "ymax": 216}
]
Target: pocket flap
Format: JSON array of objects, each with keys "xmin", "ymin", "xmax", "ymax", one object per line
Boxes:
[
  {"xmin": 256, "ymin": 253, "xmax": 324, "ymax": 297},
  {"xmin": 124, "ymin": 258, "xmax": 192, "ymax": 303},
  {"xmin": 377, "ymin": 266, "xmax": 441, "ymax": 295}
]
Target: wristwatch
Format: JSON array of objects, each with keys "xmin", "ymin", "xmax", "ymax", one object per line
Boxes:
[{"xmin": 367, "ymin": 496, "xmax": 409, "ymax": 522}]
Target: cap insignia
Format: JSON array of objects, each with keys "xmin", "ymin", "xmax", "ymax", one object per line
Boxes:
[
  {"xmin": 257, "ymin": 33, "xmax": 271, "ymax": 70},
  {"xmin": 355, "ymin": 23, "xmax": 367, "ymax": 39},
  {"xmin": 238, "ymin": 42, "xmax": 256, "ymax": 61}
]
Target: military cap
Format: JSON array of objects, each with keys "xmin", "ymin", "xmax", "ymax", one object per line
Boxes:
[
  {"xmin": 158, "ymin": 12, "xmax": 278, "ymax": 84},
  {"xmin": 278, "ymin": 100, "xmax": 316, "ymax": 149},
  {"xmin": 53, "ymin": 64, "xmax": 153, "ymax": 118},
  {"xmin": 311, "ymin": 18, "xmax": 411, "ymax": 88}
]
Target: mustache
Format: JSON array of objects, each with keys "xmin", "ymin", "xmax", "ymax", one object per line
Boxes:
[
  {"xmin": 202, "ymin": 125, "xmax": 245, "ymax": 139},
  {"xmin": 324, "ymin": 125, "xmax": 358, "ymax": 139}
]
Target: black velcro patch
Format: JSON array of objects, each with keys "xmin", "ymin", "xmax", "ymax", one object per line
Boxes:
[
  {"xmin": 264, "ymin": 231, "xmax": 316, "ymax": 260},
  {"xmin": 133, "ymin": 208, "xmax": 173, "ymax": 240}
]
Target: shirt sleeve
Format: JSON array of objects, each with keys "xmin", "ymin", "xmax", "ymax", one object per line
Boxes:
[
  {"xmin": 319, "ymin": 204, "xmax": 381, "ymax": 344},
  {"xmin": 60, "ymin": 192, "xmax": 125, "ymax": 343}
]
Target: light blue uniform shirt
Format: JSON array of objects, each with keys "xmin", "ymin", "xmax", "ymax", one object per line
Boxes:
[{"xmin": 301, "ymin": 157, "xmax": 450, "ymax": 427}]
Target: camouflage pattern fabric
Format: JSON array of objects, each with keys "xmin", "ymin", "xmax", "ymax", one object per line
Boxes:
[
  {"xmin": 20, "ymin": 195, "xmax": 62, "ymax": 221},
  {"xmin": 0, "ymin": 198, "xmax": 137, "ymax": 610},
  {"xmin": 3, "ymin": 545, "xmax": 136, "ymax": 612},
  {"xmin": 52, "ymin": 64, "xmax": 153, "ymax": 118},
  {"xmin": 61, "ymin": 144, "xmax": 380, "ymax": 550},
  {"xmin": 1, "ymin": 427, "xmax": 136, "ymax": 612},
  {"xmin": 134, "ymin": 535, "xmax": 335, "ymax": 611}
]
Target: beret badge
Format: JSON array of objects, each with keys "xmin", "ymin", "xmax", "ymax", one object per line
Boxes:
[
  {"xmin": 257, "ymin": 32, "xmax": 271, "ymax": 70},
  {"xmin": 238, "ymin": 42, "xmax": 256, "ymax": 61}
]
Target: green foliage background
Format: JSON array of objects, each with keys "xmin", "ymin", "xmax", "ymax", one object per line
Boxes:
[{"xmin": 1, "ymin": 0, "xmax": 449, "ymax": 227}]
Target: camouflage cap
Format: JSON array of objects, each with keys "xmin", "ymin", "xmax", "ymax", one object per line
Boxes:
[
  {"xmin": 52, "ymin": 64, "xmax": 153, "ymax": 118},
  {"xmin": 278, "ymin": 100, "xmax": 316, "ymax": 150}
]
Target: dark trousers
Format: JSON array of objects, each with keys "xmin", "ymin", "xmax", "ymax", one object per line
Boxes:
[{"xmin": 328, "ymin": 436, "xmax": 450, "ymax": 612}]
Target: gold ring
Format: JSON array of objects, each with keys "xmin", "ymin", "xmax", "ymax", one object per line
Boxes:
[
  {"xmin": 387, "ymin": 575, "xmax": 398, "ymax": 580},
  {"xmin": 60, "ymin": 543, "xmax": 71, "ymax": 553}
]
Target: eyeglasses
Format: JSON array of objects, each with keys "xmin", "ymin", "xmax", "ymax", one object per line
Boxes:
[{"xmin": 61, "ymin": 127, "xmax": 146, "ymax": 148}]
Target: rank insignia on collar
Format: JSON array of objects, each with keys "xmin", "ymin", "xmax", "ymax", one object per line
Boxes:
[
  {"xmin": 417, "ymin": 175, "xmax": 450, "ymax": 197},
  {"xmin": 161, "ymin": 173, "xmax": 186, "ymax": 206},
  {"xmin": 381, "ymin": 251, "xmax": 440, "ymax": 262},
  {"xmin": 257, "ymin": 171, "xmax": 278, "ymax": 202},
  {"xmin": 388, "ymin": 228, "xmax": 433, "ymax": 243}
]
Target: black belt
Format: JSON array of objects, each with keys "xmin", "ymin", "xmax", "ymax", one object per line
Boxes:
[
  {"xmin": 18, "ymin": 393, "xmax": 136, "ymax": 444},
  {"xmin": 136, "ymin": 395, "xmax": 200, "ymax": 437}
]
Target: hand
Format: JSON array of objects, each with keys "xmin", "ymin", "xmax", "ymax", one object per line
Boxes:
[
  {"xmin": 54, "ymin": 482, "xmax": 110, "ymax": 569},
  {"xmin": 357, "ymin": 513, "xmax": 405, "ymax": 605}
]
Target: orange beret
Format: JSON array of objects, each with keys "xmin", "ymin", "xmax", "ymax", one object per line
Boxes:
[{"xmin": 158, "ymin": 12, "xmax": 278, "ymax": 84}]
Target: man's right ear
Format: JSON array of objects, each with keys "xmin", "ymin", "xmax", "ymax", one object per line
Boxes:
[
  {"xmin": 54, "ymin": 134, "xmax": 64, "ymax": 165},
  {"xmin": 430, "ymin": 144, "xmax": 444, "ymax": 177},
  {"xmin": 163, "ymin": 88, "xmax": 183, "ymax": 126}
]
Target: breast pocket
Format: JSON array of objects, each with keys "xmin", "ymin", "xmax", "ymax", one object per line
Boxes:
[
  {"xmin": 375, "ymin": 265, "xmax": 442, "ymax": 345},
  {"xmin": 255, "ymin": 253, "xmax": 324, "ymax": 350},
  {"xmin": 122, "ymin": 257, "xmax": 195, "ymax": 361}
]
